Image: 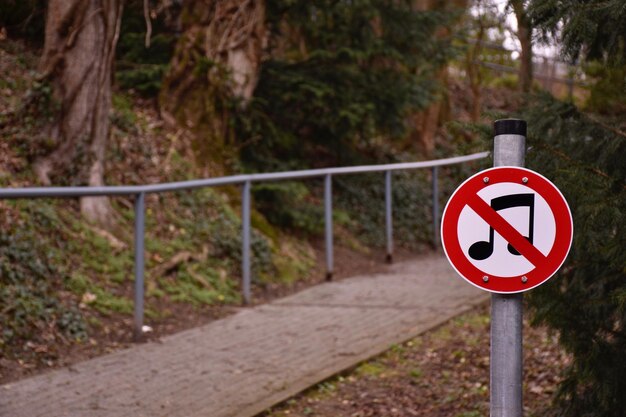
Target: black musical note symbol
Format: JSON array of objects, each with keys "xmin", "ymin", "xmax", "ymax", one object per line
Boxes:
[{"xmin": 468, "ymin": 193, "xmax": 535, "ymax": 260}]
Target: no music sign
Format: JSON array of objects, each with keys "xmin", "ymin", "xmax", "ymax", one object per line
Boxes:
[{"xmin": 441, "ymin": 166, "xmax": 573, "ymax": 294}]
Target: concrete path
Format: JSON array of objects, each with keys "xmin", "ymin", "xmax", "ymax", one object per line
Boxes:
[{"xmin": 1, "ymin": 254, "xmax": 488, "ymax": 417}]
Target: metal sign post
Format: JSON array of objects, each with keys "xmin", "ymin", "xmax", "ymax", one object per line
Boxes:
[
  {"xmin": 491, "ymin": 119, "xmax": 526, "ymax": 417},
  {"xmin": 441, "ymin": 119, "xmax": 572, "ymax": 416}
]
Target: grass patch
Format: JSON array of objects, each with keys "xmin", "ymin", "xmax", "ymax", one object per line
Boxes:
[
  {"xmin": 355, "ymin": 361, "xmax": 386, "ymax": 377},
  {"xmin": 67, "ymin": 273, "xmax": 133, "ymax": 315}
]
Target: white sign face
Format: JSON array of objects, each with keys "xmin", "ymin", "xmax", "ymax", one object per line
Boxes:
[{"xmin": 457, "ymin": 182, "xmax": 556, "ymax": 277}]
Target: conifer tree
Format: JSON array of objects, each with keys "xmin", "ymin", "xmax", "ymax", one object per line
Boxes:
[
  {"xmin": 236, "ymin": 0, "xmax": 455, "ymax": 170},
  {"xmin": 520, "ymin": 2, "xmax": 626, "ymax": 415}
]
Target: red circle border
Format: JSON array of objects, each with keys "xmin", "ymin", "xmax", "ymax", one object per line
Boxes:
[{"xmin": 441, "ymin": 166, "xmax": 573, "ymax": 294}]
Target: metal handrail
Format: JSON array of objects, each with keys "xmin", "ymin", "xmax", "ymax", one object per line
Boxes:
[
  {"xmin": 0, "ymin": 151, "xmax": 489, "ymax": 339},
  {"xmin": 0, "ymin": 153, "xmax": 487, "ymax": 198}
]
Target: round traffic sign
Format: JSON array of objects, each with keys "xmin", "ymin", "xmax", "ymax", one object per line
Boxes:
[{"xmin": 441, "ymin": 166, "xmax": 573, "ymax": 294}]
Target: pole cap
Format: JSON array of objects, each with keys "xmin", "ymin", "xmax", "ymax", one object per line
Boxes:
[{"xmin": 494, "ymin": 119, "xmax": 527, "ymax": 136}]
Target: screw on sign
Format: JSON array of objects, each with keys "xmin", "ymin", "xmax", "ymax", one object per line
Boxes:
[{"xmin": 441, "ymin": 166, "xmax": 573, "ymax": 294}]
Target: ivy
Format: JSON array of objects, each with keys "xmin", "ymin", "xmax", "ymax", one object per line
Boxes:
[{"xmin": 0, "ymin": 230, "xmax": 87, "ymax": 354}]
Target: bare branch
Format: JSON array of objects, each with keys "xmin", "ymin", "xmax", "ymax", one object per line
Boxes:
[
  {"xmin": 584, "ymin": 113, "xmax": 626, "ymax": 140},
  {"xmin": 144, "ymin": 0, "xmax": 152, "ymax": 48}
]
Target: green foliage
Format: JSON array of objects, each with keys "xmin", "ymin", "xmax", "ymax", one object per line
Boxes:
[
  {"xmin": 335, "ymin": 171, "xmax": 431, "ymax": 249},
  {"xmin": 63, "ymin": 224, "xmax": 135, "ymax": 314},
  {"xmin": 520, "ymin": 94, "xmax": 626, "ymax": 417},
  {"xmin": 334, "ymin": 157, "xmax": 486, "ymax": 250},
  {"xmin": 454, "ymin": 411, "xmax": 483, "ymax": 417},
  {"xmin": 488, "ymin": 74, "xmax": 519, "ymax": 91},
  {"xmin": 409, "ymin": 367, "xmax": 423, "ymax": 380},
  {"xmin": 66, "ymin": 273, "xmax": 133, "ymax": 315},
  {"xmin": 0, "ymin": 227, "xmax": 87, "ymax": 356},
  {"xmin": 529, "ymin": 0, "xmax": 626, "ymax": 64},
  {"xmin": 155, "ymin": 187, "xmax": 276, "ymax": 287},
  {"xmin": 0, "ymin": 182, "xmax": 298, "ymax": 357},
  {"xmin": 529, "ymin": 0, "xmax": 626, "ymax": 117},
  {"xmin": 235, "ymin": 0, "xmax": 462, "ymax": 251},
  {"xmin": 158, "ymin": 264, "xmax": 238, "ymax": 306},
  {"xmin": 252, "ymin": 182, "xmax": 323, "ymax": 235},
  {"xmin": 272, "ymin": 238, "xmax": 316, "ymax": 284},
  {"xmin": 7, "ymin": 200, "xmax": 137, "ymax": 320},
  {"xmin": 355, "ymin": 361, "xmax": 386, "ymax": 377},
  {"xmin": 244, "ymin": 157, "xmax": 486, "ymax": 252},
  {"xmin": 238, "ymin": 0, "xmax": 456, "ymax": 170},
  {"xmin": 115, "ymin": 2, "xmax": 177, "ymax": 96},
  {"xmin": 111, "ymin": 93, "xmax": 138, "ymax": 133},
  {"xmin": 582, "ymin": 63, "xmax": 626, "ymax": 115},
  {"xmin": 117, "ymin": 62, "xmax": 169, "ymax": 97},
  {"xmin": 0, "ymin": 78, "xmax": 60, "ymax": 161}
]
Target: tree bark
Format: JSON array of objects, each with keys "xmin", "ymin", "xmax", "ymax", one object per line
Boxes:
[
  {"xmin": 160, "ymin": 0, "xmax": 266, "ymax": 169},
  {"xmin": 419, "ymin": 73, "xmax": 446, "ymax": 156},
  {"xmin": 36, "ymin": 0, "xmax": 124, "ymax": 226},
  {"xmin": 411, "ymin": 0, "xmax": 465, "ymax": 156},
  {"xmin": 511, "ymin": 0, "xmax": 532, "ymax": 93},
  {"xmin": 466, "ymin": 12, "xmax": 486, "ymax": 122}
]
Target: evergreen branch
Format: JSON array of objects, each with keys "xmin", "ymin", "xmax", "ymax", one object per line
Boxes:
[
  {"xmin": 584, "ymin": 113, "xmax": 626, "ymax": 140},
  {"xmin": 537, "ymin": 143, "xmax": 626, "ymax": 190}
]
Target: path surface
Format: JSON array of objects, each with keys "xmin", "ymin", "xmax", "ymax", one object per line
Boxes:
[{"xmin": 1, "ymin": 254, "xmax": 488, "ymax": 417}]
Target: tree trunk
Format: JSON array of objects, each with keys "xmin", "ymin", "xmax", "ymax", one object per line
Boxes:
[
  {"xmin": 419, "ymin": 74, "xmax": 446, "ymax": 156},
  {"xmin": 466, "ymin": 15, "xmax": 485, "ymax": 122},
  {"xmin": 160, "ymin": 0, "xmax": 266, "ymax": 170},
  {"xmin": 511, "ymin": 0, "xmax": 532, "ymax": 93},
  {"xmin": 35, "ymin": 0, "xmax": 123, "ymax": 226},
  {"xmin": 411, "ymin": 0, "xmax": 465, "ymax": 156}
]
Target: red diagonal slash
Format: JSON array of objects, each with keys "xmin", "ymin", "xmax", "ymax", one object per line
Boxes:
[{"xmin": 466, "ymin": 194, "xmax": 548, "ymax": 267}]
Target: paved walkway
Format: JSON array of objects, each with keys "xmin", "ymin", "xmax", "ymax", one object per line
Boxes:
[{"xmin": 1, "ymin": 254, "xmax": 488, "ymax": 417}]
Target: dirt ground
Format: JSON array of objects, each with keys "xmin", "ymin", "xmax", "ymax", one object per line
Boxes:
[{"xmin": 262, "ymin": 304, "xmax": 569, "ymax": 417}]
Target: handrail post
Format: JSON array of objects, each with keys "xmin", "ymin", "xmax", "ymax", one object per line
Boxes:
[
  {"xmin": 385, "ymin": 170, "xmax": 393, "ymax": 263},
  {"xmin": 324, "ymin": 174, "xmax": 333, "ymax": 280},
  {"xmin": 431, "ymin": 166, "xmax": 440, "ymax": 249},
  {"xmin": 242, "ymin": 180, "xmax": 252, "ymax": 304},
  {"xmin": 133, "ymin": 192, "xmax": 146, "ymax": 341}
]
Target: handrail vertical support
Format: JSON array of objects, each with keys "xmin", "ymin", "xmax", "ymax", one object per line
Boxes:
[
  {"xmin": 324, "ymin": 174, "xmax": 333, "ymax": 280},
  {"xmin": 133, "ymin": 192, "xmax": 146, "ymax": 341},
  {"xmin": 242, "ymin": 180, "xmax": 252, "ymax": 304},
  {"xmin": 432, "ymin": 166, "xmax": 440, "ymax": 249},
  {"xmin": 385, "ymin": 170, "xmax": 393, "ymax": 263}
]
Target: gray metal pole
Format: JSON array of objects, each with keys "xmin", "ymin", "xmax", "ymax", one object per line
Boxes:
[
  {"xmin": 324, "ymin": 174, "xmax": 333, "ymax": 280},
  {"xmin": 491, "ymin": 119, "xmax": 526, "ymax": 417},
  {"xmin": 133, "ymin": 192, "xmax": 146, "ymax": 341},
  {"xmin": 385, "ymin": 170, "xmax": 393, "ymax": 263},
  {"xmin": 242, "ymin": 180, "xmax": 252, "ymax": 304},
  {"xmin": 432, "ymin": 166, "xmax": 440, "ymax": 249}
]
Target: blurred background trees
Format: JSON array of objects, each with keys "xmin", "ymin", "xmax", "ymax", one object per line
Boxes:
[
  {"xmin": 235, "ymin": 0, "xmax": 455, "ymax": 169},
  {"xmin": 1, "ymin": 0, "xmax": 625, "ymax": 414}
]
